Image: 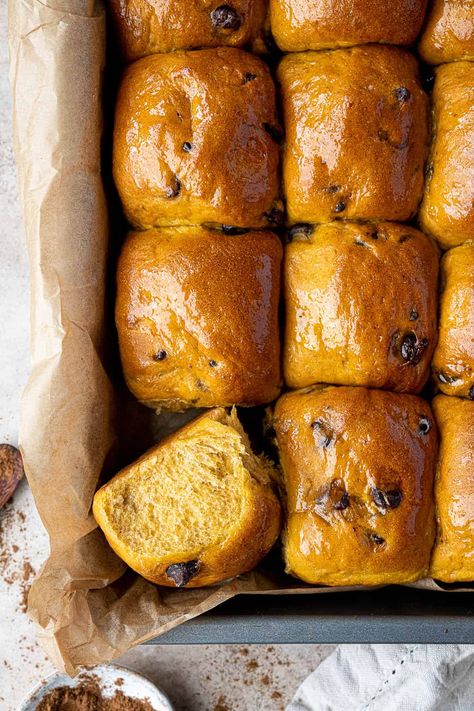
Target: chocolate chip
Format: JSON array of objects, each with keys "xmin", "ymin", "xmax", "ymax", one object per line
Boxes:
[
  {"xmin": 182, "ymin": 142, "xmax": 192, "ymax": 152},
  {"xmin": 409, "ymin": 308, "xmax": 419, "ymax": 321},
  {"xmin": 437, "ymin": 372, "xmax": 457, "ymax": 384},
  {"xmin": 469, "ymin": 385, "xmax": 474, "ymax": 400},
  {"xmin": 288, "ymin": 223, "xmax": 313, "ymax": 242},
  {"xmin": 418, "ymin": 417, "xmax": 432, "ymax": 435},
  {"xmin": 333, "ymin": 200, "xmax": 346, "ymax": 213},
  {"xmin": 372, "ymin": 487, "xmax": 403, "ymax": 511},
  {"xmin": 324, "ymin": 185, "xmax": 340, "ymax": 194},
  {"xmin": 166, "ymin": 560, "xmax": 201, "ymax": 587},
  {"xmin": 311, "ymin": 419, "xmax": 333, "ymax": 448},
  {"xmin": 334, "ymin": 492, "xmax": 350, "ymax": 511},
  {"xmin": 368, "ymin": 533, "xmax": 386, "ymax": 546},
  {"xmin": 153, "ymin": 350, "xmax": 167, "ymax": 361},
  {"xmin": 221, "ymin": 225, "xmax": 249, "ymax": 235},
  {"xmin": 243, "ymin": 73, "xmax": 257, "ymax": 83},
  {"xmin": 264, "ymin": 207, "xmax": 285, "ymax": 226},
  {"xmin": 394, "ymin": 87, "xmax": 411, "ymax": 103},
  {"xmin": 166, "ymin": 177, "xmax": 181, "ymax": 198},
  {"xmin": 211, "ymin": 5, "xmax": 242, "ymax": 30},
  {"xmin": 378, "ymin": 129, "xmax": 389, "ymax": 142},
  {"xmin": 400, "ymin": 332, "xmax": 427, "ymax": 365},
  {"xmin": 399, "ymin": 233, "xmax": 413, "ymax": 243},
  {"xmin": 263, "ymin": 123, "xmax": 283, "ymax": 144},
  {"xmin": 209, "ymin": 360, "xmax": 217, "ymax": 367}
]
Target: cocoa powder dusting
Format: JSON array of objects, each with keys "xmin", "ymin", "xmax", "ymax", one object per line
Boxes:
[{"xmin": 36, "ymin": 676, "xmax": 155, "ymax": 711}]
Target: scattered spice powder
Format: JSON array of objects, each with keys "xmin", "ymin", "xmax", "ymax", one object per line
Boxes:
[{"xmin": 213, "ymin": 696, "xmax": 231, "ymax": 711}]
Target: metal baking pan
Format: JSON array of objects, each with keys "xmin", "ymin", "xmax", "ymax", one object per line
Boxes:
[{"xmin": 149, "ymin": 588, "xmax": 474, "ymax": 644}]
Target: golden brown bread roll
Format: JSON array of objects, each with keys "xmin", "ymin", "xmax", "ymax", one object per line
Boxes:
[
  {"xmin": 284, "ymin": 222, "xmax": 439, "ymax": 393},
  {"xmin": 116, "ymin": 226, "xmax": 282, "ymax": 411},
  {"xmin": 432, "ymin": 243, "xmax": 474, "ymax": 399},
  {"xmin": 270, "ymin": 0, "xmax": 428, "ymax": 52},
  {"xmin": 430, "ymin": 396, "xmax": 474, "ymax": 583},
  {"xmin": 109, "ymin": 1, "xmax": 267, "ymax": 61},
  {"xmin": 93, "ymin": 408, "xmax": 281, "ymax": 588},
  {"xmin": 274, "ymin": 386, "xmax": 437, "ymax": 587},
  {"xmin": 419, "ymin": 0, "xmax": 474, "ymax": 64},
  {"xmin": 419, "ymin": 62, "xmax": 474, "ymax": 249},
  {"xmin": 113, "ymin": 49, "xmax": 281, "ymax": 230},
  {"xmin": 278, "ymin": 46, "xmax": 429, "ymax": 225}
]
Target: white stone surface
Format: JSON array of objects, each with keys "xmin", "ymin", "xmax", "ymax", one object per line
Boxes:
[{"xmin": 0, "ymin": 2, "xmax": 334, "ymax": 708}]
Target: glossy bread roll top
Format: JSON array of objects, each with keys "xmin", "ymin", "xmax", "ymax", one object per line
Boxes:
[
  {"xmin": 270, "ymin": 0, "xmax": 428, "ymax": 52},
  {"xmin": 284, "ymin": 221, "xmax": 439, "ymax": 393},
  {"xmin": 419, "ymin": 0, "xmax": 474, "ymax": 64},
  {"xmin": 113, "ymin": 48, "xmax": 281, "ymax": 230},
  {"xmin": 419, "ymin": 62, "xmax": 474, "ymax": 249},
  {"xmin": 274, "ymin": 386, "xmax": 437, "ymax": 587},
  {"xmin": 109, "ymin": 0, "xmax": 267, "ymax": 61},
  {"xmin": 116, "ymin": 227, "xmax": 282, "ymax": 411},
  {"xmin": 432, "ymin": 243, "xmax": 474, "ymax": 399},
  {"xmin": 430, "ymin": 396, "xmax": 474, "ymax": 582},
  {"xmin": 279, "ymin": 46, "xmax": 429, "ymax": 225}
]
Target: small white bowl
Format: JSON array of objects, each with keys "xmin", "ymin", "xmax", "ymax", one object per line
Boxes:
[{"xmin": 18, "ymin": 663, "xmax": 174, "ymax": 711}]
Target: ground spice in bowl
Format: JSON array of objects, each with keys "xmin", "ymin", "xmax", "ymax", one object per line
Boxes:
[{"xmin": 36, "ymin": 676, "xmax": 156, "ymax": 711}]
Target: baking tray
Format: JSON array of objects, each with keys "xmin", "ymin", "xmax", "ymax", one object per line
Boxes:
[{"xmin": 150, "ymin": 588, "xmax": 474, "ymax": 644}]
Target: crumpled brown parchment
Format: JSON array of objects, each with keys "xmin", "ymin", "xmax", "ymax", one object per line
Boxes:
[{"xmin": 8, "ymin": 0, "xmax": 472, "ymax": 677}]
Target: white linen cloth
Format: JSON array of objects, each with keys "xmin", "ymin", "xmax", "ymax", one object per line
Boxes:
[{"xmin": 287, "ymin": 645, "xmax": 474, "ymax": 711}]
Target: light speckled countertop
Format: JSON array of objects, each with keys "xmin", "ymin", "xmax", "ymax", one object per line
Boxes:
[{"xmin": 0, "ymin": 2, "xmax": 334, "ymax": 708}]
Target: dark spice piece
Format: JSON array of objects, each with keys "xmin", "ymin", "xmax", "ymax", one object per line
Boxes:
[
  {"xmin": 437, "ymin": 371, "xmax": 457, "ymax": 384},
  {"xmin": 211, "ymin": 5, "xmax": 242, "ymax": 30},
  {"xmin": 394, "ymin": 87, "xmax": 411, "ymax": 103},
  {"xmin": 0, "ymin": 444, "xmax": 24, "ymax": 509},
  {"xmin": 368, "ymin": 533, "xmax": 386, "ymax": 546},
  {"xmin": 244, "ymin": 73, "xmax": 257, "ymax": 83},
  {"xmin": 333, "ymin": 200, "xmax": 346, "ymax": 213},
  {"xmin": 209, "ymin": 360, "xmax": 218, "ymax": 367},
  {"xmin": 409, "ymin": 308, "xmax": 419, "ymax": 321},
  {"xmin": 166, "ymin": 176, "xmax": 181, "ymax": 198},
  {"xmin": 469, "ymin": 385, "xmax": 474, "ymax": 400},
  {"xmin": 166, "ymin": 560, "xmax": 201, "ymax": 587},
  {"xmin": 182, "ymin": 141, "xmax": 192, "ymax": 152},
  {"xmin": 354, "ymin": 240, "xmax": 368, "ymax": 247},
  {"xmin": 418, "ymin": 417, "xmax": 432, "ymax": 435},
  {"xmin": 400, "ymin": 332, "xmax": 427, "ymax": 365},
  {"xmin": 325, "ymin": 184, "xmax": 341, "ymax": 194},
  {"xmin": 399, "ymin": 233, "xmax": 413, "ymax": 243},
  {"xmin": 372, "ymin": 487, "xmax": 403, "ymax": 511},
  {"xmin": 334, "ymin": 492, "xmax": 350, "ymax": 511},
  {"xmin": 153, "ymin": 350, "xmax": 167, "ymax": 361},
  {"xmin": 311, "ymin": 419, "xmax": 333, "ymax": 448}
]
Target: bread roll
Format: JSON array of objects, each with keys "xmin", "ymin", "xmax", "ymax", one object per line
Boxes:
[
  {"xmin": 278, "ymin": 46, "xmax": 429, "ymax": 225},
  {"xmin": 284, "ymin": 222, "xmax": 439, "ymax": 393},
  {"xmin": 109, "ymin": 0, "xmax": 267, "ymax": 61},
  {"xmin": 432, "ymin": 243, "xmax": 474, "ymax": 399},
  {"xmin": 419, "ymin": 0, "xmax": 474, "ymax": 64},
  {"xmin": 93, "ymin": 408, "xmax": 281, "ymax": 587},
  {"xmin": 419, "ymin": 62, "xmax": 474, "ymax": 249},
  {"xmin": 270, "ymin": 0, "xmax": 428, "ymax": 52},
  {"xmin": 113, "ymin": 49, "xmax": 281, "ymax": 230},
  {"xmin": 116, "ymin": 227, "xmax": 282, "ymax": 411},
  {"xmin": 430, "ymin": 396, "xmax": 474, "ymax": 583},
  {"xmin": 274, "ymin": 386, "xmax": 437, "ymax": 586}
]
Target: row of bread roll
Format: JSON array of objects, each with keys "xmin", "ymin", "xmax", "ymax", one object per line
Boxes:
[
  {"xmin": 113, "ymin": 46, "xmax": 473, "ymax": 246},
  {"xmin": 92, "ymin": 388, "xmax": 474, "ymax": 587},
  {"xmin": 115, "ymin": 223, "xmax": 473, "ymax": 409},
  {"xmin": 109, "ymin": 1, "xmax": 474, "ymax": 63}
]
